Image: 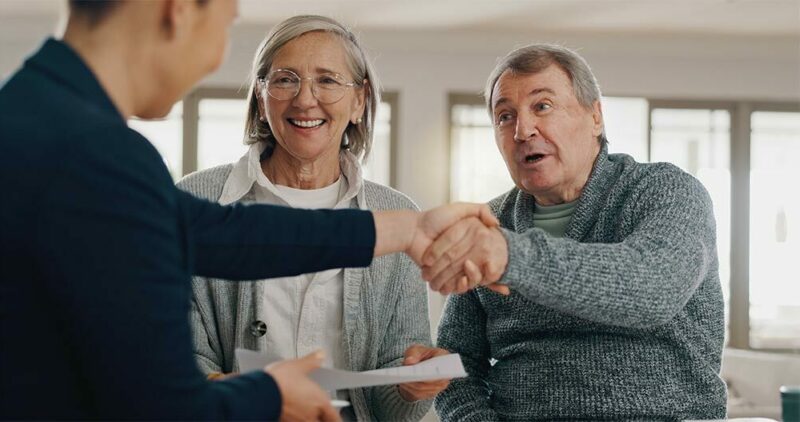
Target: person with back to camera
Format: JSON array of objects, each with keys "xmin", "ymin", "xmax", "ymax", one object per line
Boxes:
[{"xmin": 0, "ymin": 1, "xmax": 498, "ymax": 420}]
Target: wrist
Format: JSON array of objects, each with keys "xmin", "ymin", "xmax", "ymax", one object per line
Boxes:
[
  {"xmin": 403, "ymin": 210, "xmax": 422, "ymax": 255},
  {"xmin": 397, "ymin": 385, "xmax": 419, "ymax": 403}
]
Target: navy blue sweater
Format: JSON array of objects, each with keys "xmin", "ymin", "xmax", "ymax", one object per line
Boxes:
[{"xmin": 0, "ymin": 38, "xmax": 375, "ymax": 420}]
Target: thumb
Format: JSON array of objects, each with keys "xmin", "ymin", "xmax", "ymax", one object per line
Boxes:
[
  {"xmin": 478, "ymin": 205, "xmax": 499, "ymax": 227},
  {"xmin": 403, "ymin": 344, "xmax": 424, "ymax": 365},
  {"xmin": 486, "ymin": 284, "xmax": 511, "ymax": 296},
  {"xmin": 296, "ymin": 350, "xmax": 325, "ymax": 373}
]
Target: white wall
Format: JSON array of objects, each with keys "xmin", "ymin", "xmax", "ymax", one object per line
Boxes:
[{"xmin": 3, "ymin": 15, "xmax": 799, "ymax": 338}]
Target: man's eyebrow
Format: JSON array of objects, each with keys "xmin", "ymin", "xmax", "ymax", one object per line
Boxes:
[
  {"xmin": 493, "ymin": 87, "xmax": 556, "ymax": 110},
  {"xmin": 529, "ymin": 87, "xmax": 555, "ymax": 97}
]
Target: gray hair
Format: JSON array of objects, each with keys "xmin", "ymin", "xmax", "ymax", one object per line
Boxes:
[
  {"xmin": 243, "ymin": 15, "xmax": 380, "ymax": 159},
  {"xmin": 483, "ymin": 43, "xmax": 607, "ymax": 145}
]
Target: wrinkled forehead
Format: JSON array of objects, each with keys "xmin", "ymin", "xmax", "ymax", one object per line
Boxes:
[
  {"xmin": 271, "ymin": 31, "xmax": 352, "ymax": 77},
  {"xmin": 491, "ymin": 65, "xmax": 575, "ymax": 110}
]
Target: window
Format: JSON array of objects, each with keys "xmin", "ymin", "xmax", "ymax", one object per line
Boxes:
[
  {"xmin": 603, "ymin": 97, "xmax": 649, "ymax": 162},
  {"xmin": 749, "ymin": 110, "xmax": 800, "ymax": 349},
  {"xmin": 449, "ymin": 95, "xmax": 512, "ymax": 202},
  {"xmin": 361, "ymin": 92, "xmax": 397, "ymax": 187},
  {"xmin": 128, "ymin": 102, "xmax": 183, "ymax": 180},
  {"xmin": 196, "ymin": 98, "xmax": 249, "ymax": 171},
  {"xmin": 449, "ymin": 93, "xmax": 799, "ymax": 351}
]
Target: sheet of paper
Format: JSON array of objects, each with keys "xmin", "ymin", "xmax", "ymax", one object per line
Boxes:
[{"xmin": 236, "ymin": 348, "xmax": 467, "ymax": 390}]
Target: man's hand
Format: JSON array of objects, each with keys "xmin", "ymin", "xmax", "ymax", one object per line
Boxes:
[
  {"xmin": 421, "ymin": 217, "xmax": 510, "ymax": 295},
  {"xmin": 397, "ymin": 345, "xmax": 451, "ymax": 402},
  {"xmin": 265, "ymin": 351, "xmax": 341, "ymax": 422},
  {"xmin": 372, "ymin": 203, "xmax": 498, "ymax": 262},
  {"xmin": 405, "ymin": 203, "xmax": 499, "ymax": 265}
]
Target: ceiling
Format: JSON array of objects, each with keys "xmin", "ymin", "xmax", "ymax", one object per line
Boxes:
[{"xmin": 1, "ymin": 0, "xmax": 798, "ymax": 36}]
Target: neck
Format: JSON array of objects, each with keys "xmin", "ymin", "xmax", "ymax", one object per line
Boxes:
[
  {"xmin": 534, "ymin": 186, "xmax": 583, "ymax": 207},
  {"xmin": 534, "ymin": 144, "xmax": 601, "ymax": 206},
  {"xmin": 262, "ymin": 146, "xmax": 342, "ymax": 189},
  {"xmin": 61, "ymin": 18, "xmax": 150, "ymax": 120}
]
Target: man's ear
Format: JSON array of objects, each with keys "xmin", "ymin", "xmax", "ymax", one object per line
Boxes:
[
  {"xmin": 159, "ymin": 0, "xmax": 192, "ymax": 40},
  {"xmin": 591, "ymin": 100, "xmax": 603, "ymax": 138}
]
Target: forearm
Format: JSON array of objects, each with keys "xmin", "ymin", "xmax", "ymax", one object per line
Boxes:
[
  {"xmin": 500, "ymin": 225, "xmax": 713, "ymax": 328},
  {"xmin": 183, "ymin": 191, "xmax": 375, "ymax": 279},
  {"xmin": 372, "ymin": 209, "xmax": 416, "ymax": 257}
]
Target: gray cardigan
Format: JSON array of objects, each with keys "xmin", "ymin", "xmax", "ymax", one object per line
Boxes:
[
  {"xmin": 177, "ymin": 165, "xmax": 432, "ymax": 422},
  {"xmin": 435, "ymin": 146, "xmax": 726, "ymax": 421}
]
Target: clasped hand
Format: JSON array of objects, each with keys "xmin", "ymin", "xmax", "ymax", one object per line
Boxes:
[{"xmin": 406, "ymin": 203, "xmax": 510, "ymax": 296}]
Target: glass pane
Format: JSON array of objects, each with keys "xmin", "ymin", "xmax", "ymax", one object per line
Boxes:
[
  {"xmin": 197, "ymin": 99, "xmax": 249, "ymax": 171},
  {"xmin": 362, "ymin": 101, "xmax": 392, "ymax": 187},
  {"xmin": 450, "ymin": 104, "xmax": 514, "ymax": 203},
  {"xmin": 650, "ymin": 108, "xmax": 732, "ymax": 341},
  {"xmin": 128, "ymin": 102, "xmax": 183, "ymax": 180},
  {"xmin": 749, "ymin": 110, "xmax": 800, "ymax": 349},
  {"xmin": 602, "ymin": 97, "xmax": 649, "ymax": 162}
]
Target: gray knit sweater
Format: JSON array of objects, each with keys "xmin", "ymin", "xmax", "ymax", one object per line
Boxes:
[
  {"xmin": 435, "ymin": 146, "xmax": 726, "ymax": 421},
  {"xmin": 177, "ymin": 164, "xmax": 432, "ymax": 422}
]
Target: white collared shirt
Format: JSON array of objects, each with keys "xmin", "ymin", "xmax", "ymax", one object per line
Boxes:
[{"xmin": 218, "ymin": 143, "xmax": 366, "ymax": 401}]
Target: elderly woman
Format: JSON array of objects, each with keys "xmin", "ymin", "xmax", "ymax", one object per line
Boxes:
[
  {"xmin": 424, "ymin": 44, "xmax": 726, "ymax": 421},
  {"xmin": 178, "ymin": 15, "xmax": 446, "ymax": 421}
]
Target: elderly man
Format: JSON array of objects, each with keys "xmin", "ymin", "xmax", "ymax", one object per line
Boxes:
[{"xmin": 425, "ymin": 44, "xmax": 726, "ymax": 420}]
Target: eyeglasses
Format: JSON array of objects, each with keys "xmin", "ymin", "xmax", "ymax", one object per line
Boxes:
[{"xmin": 257, "ymin": 69, "xmax": 359, "ymax": 104}]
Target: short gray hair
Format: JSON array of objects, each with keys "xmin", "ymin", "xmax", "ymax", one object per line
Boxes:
[
  {"xmin": 243, "ymin": 15, "xmax": 380, "ymax": 159},
  {"xmin": 484, "ymin": 43, "xmax": 607, "ymax": 144}
]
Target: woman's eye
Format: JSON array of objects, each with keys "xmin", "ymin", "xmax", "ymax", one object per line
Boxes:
[
  {"xmin": 318, "ymin": 76, "xmax": 341, "ymax": 86},
  {"xmin": 535, "ymin": 103, "xmax": 552, "ymax": 112}
]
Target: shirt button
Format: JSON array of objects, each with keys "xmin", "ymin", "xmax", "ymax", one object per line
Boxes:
[{"xmin": 249, "ymin": 320, "xmax": 267, "ymax": 337}]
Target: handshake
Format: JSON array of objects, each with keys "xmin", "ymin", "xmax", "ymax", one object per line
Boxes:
[{"xmin": 374, "ymin": 203, "xmax": 511, "ymax": 296}]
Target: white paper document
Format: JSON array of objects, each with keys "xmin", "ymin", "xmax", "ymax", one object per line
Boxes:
[{"xmin": 235, "ymin": 348, "xmax": 467, "ymax": 390}]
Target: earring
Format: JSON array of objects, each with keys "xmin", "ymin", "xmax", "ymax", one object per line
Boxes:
[{"xmin": 355, "ymin": 117, "xmax": 362, "ymax": 124}]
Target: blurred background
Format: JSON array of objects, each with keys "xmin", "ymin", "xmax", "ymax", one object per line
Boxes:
[{"xmin": 2, "ymin": 0, "xmax": 799, "ymax": 419}]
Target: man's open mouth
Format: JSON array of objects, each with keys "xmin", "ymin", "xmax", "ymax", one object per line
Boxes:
[{"xmin": 525, "ymin": 153, "xmax": 546, "ymax": 163}]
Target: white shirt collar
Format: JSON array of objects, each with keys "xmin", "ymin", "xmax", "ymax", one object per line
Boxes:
[{"xmin": 218, "ymin": 142, "xmax": 367, "ymax": 209}]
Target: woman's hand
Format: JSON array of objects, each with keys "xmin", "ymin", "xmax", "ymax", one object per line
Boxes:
[{"xmin": 397, "ymin": 344, "xmax": 452, "ymax": 402}]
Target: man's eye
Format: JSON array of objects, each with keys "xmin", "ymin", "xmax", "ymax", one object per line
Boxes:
[{"xmin": 496, "ymin": 113, "xmax": 513, "ymax": 125}]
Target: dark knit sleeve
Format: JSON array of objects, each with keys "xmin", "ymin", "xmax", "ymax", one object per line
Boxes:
[{"xmin": 500, "ymin": 169, "xmax": 717, "ymax": 328}]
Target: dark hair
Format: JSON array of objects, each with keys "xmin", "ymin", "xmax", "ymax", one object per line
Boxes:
[
  {"xmin": 67, "ymin": 0, "xmax": 122, "ymax": 26},
  {"xmin": 68, "ymin": 0, "xmax": 209, "ymax": 27}
]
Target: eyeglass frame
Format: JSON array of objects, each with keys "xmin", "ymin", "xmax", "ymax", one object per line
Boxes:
[{"xmin": 256, "ymin": 68, "xmax": 361, "ymax": 105}]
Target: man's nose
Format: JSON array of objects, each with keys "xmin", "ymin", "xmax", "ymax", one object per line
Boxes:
[{"xmin": 514, "ymin": 113, "xmax": 538, "ymax": 142}]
